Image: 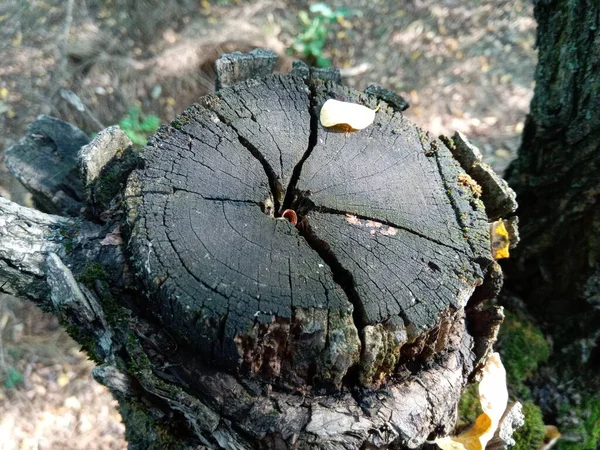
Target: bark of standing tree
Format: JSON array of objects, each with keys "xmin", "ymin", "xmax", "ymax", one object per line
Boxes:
[
  {"xmin": 505, "ymin": 0, "xmax": 600, "ymax": 365},
  {"xmin": 1, "ymin": 51, "xmax": 522, "ymax": 449}
]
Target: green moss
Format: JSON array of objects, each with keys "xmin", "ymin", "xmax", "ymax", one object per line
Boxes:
[
  {"xmin": 58, "ymin": 226, "xmax": 78, "ymax": 254},
  {"xmin": 56, "ymin": 316, "xmax": 101, "ymax": 363},
  {"xmin": 78, "ymin": 261, "xmax": 109, "ymax": 289},
  {"xmin": 169, "ymin": 115, "xmax": 193, "ymax": 129},
  {"xmin": 557, "ymin": 395, "xmax": 600, "ymax": 450},
  {"xmin": 513, "ymin": 401, "xmax": 546, "ymax": 450},
  {"xmin": 456, "ymin": 383, "xmax": 483, "ymax": 430},
  {"xmin": 118, "ymin": 401, "xmax": 184, "ymax": 450},
  {"xmin": 64, "ymin": 240, "xmax": 74, "ymax": 254},
  {"xmin": 77, "ymin": 262, "xmax": 131, "ymax": 325},
  {"xmin": 125, "ymin": 333, "xmax": 153, "ymax": 376},
  {"xmin": 497, "ymin": 310, "xmax": 550, "ymax": 398}
]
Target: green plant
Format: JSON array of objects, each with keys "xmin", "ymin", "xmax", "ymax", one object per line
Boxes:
[
  {"xmin": 456, "ymin": 383, "xmax": 482, "ymax": 431},
  {"xmin": 3, "ymin": 366, "xmax": 24, "ymax": 389},
  {"xmin": 557, "ymin": 395, "xmax": 600, "ymax": 450},
  {"xmin": 513, "ymin": 401, "xmax": 546, "ymax": 450},
  {"xmin": 290, "ymin": 3, "xmax": 350, "ymax": 68},
  {"xmin": 119, "ymin": 106, "xmax": 160, "ymax": 147}
]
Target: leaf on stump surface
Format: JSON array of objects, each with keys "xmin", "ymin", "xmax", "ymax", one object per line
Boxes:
[{"xmin": 319, "ymin": 99, "xmax": 377, "ymax": 130}]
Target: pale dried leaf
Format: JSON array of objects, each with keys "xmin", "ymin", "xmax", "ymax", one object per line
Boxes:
[
  {"xmin": 479, "ymin": 352, "xmax": 508, "ymax": 423},
  {"xmin": 320, "ymin": 99, "xmax": 376, "ymax": 130},
  {"xmin": 435, "ymin": 353, "xmax": 508, "ymax": 450}
]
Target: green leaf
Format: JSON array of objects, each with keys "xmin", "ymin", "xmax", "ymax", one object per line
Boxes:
[
  {"xmin": 315, "ymin": 55, "xmax": 332, "ymax": 68},
  {"xmin": 124, "ymin": 129, "xmax": 149, "ymax": 147},
  {"xmin": 127, "ymin": 106, "xmax": 141, "ymax": 124},
  {"xmin": 140, "ymin": 114, "xmax": 160, "ymax": 132},
  {"xmin": 119, "ymin": 116, "xmax": 135, "ymax": 130}
]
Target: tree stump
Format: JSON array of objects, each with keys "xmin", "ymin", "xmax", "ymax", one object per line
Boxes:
[{"xmin": 1, "ymin": 52, "xmax": 519, "ymax": 449}]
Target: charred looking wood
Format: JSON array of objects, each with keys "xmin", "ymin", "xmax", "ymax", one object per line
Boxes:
[{"xmin": 0, "ymin": 50, "xmax": 522, "ymax": 449}]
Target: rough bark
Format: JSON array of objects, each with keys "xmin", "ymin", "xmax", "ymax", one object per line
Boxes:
[
  {"xmin": 1, "ymin": 51, "xmax": 520, "ymax": 449},
  {"xmin": 4, "ymin": 115, "xmax": 90, "ymax": 216},
  {"xmin": 215, "ymin": 49, "xmax": 279, "ymax": 90},
  {"xmin": 505, "ymin": 0, "xmax": 600, "ymax": 359}
]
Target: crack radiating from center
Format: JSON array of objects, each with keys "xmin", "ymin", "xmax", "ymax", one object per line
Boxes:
[
  {"xmin": 296, "ymin": 218, "xmax": 367, "ymax": 334},
  {"xmin": 282, "ymin": 81, "xmax": 320, "ymax": 212}
]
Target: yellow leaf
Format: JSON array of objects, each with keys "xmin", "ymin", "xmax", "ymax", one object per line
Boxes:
[
  {"xmin": 436, "ymin": 413, "xmax": 493, "ymax": 450},
  {"xmin": 490, "ymin": 220, "xmax": 510, "ymax": 259},
  {"xmin": 320, "ymin": 99, "xmax": 376, "ymax": 131},
  {"xmin": 0, "ymin": 87, "xmax": 7, "ymax": 99}
]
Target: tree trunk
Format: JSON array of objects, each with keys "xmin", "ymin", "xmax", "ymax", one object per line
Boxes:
[
  {"xmin": 1, "ymin": 51, "xmax": 520, "ymax": 449},
  {"xmin": 505, "ymin": 0, "xmax": 600, "ymax": 361}
]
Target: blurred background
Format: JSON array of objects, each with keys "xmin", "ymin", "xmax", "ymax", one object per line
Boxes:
[{"xmin": 0, "ymin": 0, "xmax": 536, "ymax": 448}]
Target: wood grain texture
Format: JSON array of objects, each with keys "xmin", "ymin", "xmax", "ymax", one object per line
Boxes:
[
  {"xmin": 0, "ymin": 53, "xmax": 518, "ymax": 448},
  {"xmin": 128, "ymin": 74, "xmax": 493, "ymax": 388},
  {"xmin": 5, "ymin": 115, "xmax": 89, "ymax": 216}
]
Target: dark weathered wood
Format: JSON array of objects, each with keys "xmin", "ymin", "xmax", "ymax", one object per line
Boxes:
[
  {"xmin": 291, "ymin": 60, "xmax": 342, "ymax": 84},
  {"xmin": 0, "ymin": 195, "xmax": 480, "ymax": 449},
  {"xmin": 79, "ymin": 126, "xmax": 138, "ymax": 220},
  {"xmin": 215, "ymin": 48, "xmax": 278, "ymax": 90},
  {"xmin": 445, "ymin": 132, "xmax": 517, "ymax": 221},
  {"xmin": 127, "ymin": 73, "xmax": 496, "ymax": 392},
  {"xmin": 5, "ymin": 115, "xmax": 90, "ymax": 216},
  {"xmin": 1, "ymin": 51, "xmax": 522, "ymax": 449},
  {"xmin": 0, "ymin": 197, "xmax": 73, "ymax": 301},
  {"xmin": 204, "ymin": 74, "xmax": 312, "ymax": 191},
  {"xmin": 364, "ymin": 84, "xmax": 410, "ymax": 112}
]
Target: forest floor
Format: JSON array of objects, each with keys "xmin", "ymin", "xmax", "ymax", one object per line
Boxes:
[{"xmin": 0, "ymin": 0, "xmax": 536, "ymax": 448}]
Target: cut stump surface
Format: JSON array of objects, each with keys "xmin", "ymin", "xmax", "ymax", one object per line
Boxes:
[{"xmin": 127, "ymin": 74, "xmax": 493, "ymax": 388}]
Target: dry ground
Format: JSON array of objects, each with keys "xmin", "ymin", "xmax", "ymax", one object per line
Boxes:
[{"xmin": 0, "ymin": 0, "xmax": 536, "ymax": 448}]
